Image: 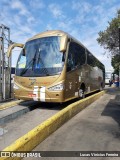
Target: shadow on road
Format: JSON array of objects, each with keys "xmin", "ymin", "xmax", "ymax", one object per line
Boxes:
[{"xmin": 101, "ymin": 88, "xmax": 120, "ymax": 128}]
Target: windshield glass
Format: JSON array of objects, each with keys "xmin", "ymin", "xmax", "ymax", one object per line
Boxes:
[{"xmin": 16, "ymin": 36, "xmax": 65, "ymax": 77}]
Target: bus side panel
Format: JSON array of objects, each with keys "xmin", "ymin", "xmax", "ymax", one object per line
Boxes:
[{"xmin": 65, "ymin": 70, "xmax": 76, "ymax": 100}]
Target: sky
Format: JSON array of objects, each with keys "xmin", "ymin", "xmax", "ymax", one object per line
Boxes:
[{"xmin": 0, "ymin": 0, "xmax": 120, "ymax": 71}]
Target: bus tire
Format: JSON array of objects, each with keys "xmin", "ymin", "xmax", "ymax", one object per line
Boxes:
[
  {"xmin": 100, "ymin": 82, "xmax": 103, "ymax": 91},
  {"xmin": 78, "ymin": 84, "xmax": 85, "ymax": 99}
]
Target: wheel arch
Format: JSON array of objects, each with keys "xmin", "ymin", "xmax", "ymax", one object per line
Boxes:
[{"xmin": 80, "ymin": 82, "xmax": 86, "ymax": 91}]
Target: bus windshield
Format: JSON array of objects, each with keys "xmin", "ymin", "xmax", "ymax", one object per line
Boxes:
[{"xmin": 16, "ymin": 36, "xmax": 65, "ymax": 77}]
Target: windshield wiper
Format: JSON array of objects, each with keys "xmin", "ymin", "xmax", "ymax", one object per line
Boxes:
[
  {"xmin": 37, "ymin": 50, "xmax": 50, "ymax": 76},
  {"xmin": 32, "ymin": 49, "xmax": 37, "ymax": 70},
  {"xmin": 20, "ymin": 49, "xmax": 37, "ymax": 76},
  {"xmin": 20, "ymin": 60, "xmax": 32, "ymax": 76},
  {"xmin": 20, "ymin": 48, "xmax": 50, "ymax": 76}
]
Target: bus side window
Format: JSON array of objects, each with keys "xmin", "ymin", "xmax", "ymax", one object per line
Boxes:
[
  {"xmin": 67, "ymin": 42, "xmax": 86, "ymax": 72},
  {"xmin": 75, "ymin": 44, "xmax": 85, "ymax": 66},
  {"xmin": 67, "ymin": 52, "xmax": 75, "ymax": 71},
  {"xmin": 67, "ymin": 43, "xmax": 75, "ymax": 72}
]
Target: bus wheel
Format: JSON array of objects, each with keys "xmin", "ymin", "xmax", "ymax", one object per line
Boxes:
[
  {"xmin": 78, "ymin": 88, "xmax": 85, "ymax": 99},
  {"xmin": 100, "ymin": 83, "xmax": 103, "ymax": 91}
]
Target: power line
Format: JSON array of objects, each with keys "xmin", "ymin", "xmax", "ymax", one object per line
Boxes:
[
  {"xmin": 0, "ymin": 24, "xmax": 11, "ymax": 101},
  {"xmin": 3, "ymin": 33, "xmax": 10, "ymax": 43}
]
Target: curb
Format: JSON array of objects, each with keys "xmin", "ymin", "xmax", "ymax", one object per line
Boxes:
[
  {"xmin": 1, "ymin": 91, "xmax": 105, "ymax": 160},
  {"xmin": 0, "ymin": 101, "xmax": 38, "ymax": 125},
  {"xmin": 0, "ymin": 100, "xmax": 24, "ymax": 111}
]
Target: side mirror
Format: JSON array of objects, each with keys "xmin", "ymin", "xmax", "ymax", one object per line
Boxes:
[
  {"xmin": 7, "ymin": 43, "xmax": 24, "ymax": 57},
  {"xmin": 60, "ymin": 35, "xmax": 68, "ymax": 52}
]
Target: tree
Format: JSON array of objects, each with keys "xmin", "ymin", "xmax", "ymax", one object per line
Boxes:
[
  {"xmin": 111, "ymin": 55, "xmax": 120, "ymax": 75},
  {"xmin": 97, "ymin": 10, "xmax": 120, "ymax": 74},
  {"xmin": 97, "ymin": 10, "xmax": 120, "ymax": 56}
]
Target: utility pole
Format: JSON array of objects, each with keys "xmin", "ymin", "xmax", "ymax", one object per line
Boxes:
[
  {"xmin": 0, "ymin": 24, "xmax": 11, "ymax": 101},
  {"xmin": 119, "ymin": 26, "xmax": 120, "ymax": 88},
  {"xmin": 118, "ymin": 12, "xmax": 120, "ymax": 88},
  {"xmin": 0, "ymin": 36, "xmax": 2, "ymax": 100}
]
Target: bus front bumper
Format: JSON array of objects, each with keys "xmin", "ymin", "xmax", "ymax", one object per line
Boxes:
[{"xmin": 14, "ymin": 90, "xmax": 64, "ymax": 103}]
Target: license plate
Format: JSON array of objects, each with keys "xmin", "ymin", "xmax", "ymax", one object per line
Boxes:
[{"xmin": 28, "ymin": 93, "xmax": 36, "ymax": 98}]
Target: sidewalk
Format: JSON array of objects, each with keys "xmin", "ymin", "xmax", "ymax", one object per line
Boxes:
[{"xmin": 24, "ymin": 88, "xmax": 120, "ymax": 160}]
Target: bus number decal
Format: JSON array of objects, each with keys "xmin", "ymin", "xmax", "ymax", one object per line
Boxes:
[
  {"xmin": 75, "ymin": 92, "xmax": 78, "ymax": 96},
  {"xmin": 40, "ymin": 86, "xmax": 45, "ymax": 102},
  {"xmin": 33, "ymin": 86, "xmax": 38, "ymax": 101},
  {"xmin": 79, "ymin": 76, "xmax": 81, "ymax": 82},
  {"xmin": 69, "ymin": 82, "xmax": 72, "ymax": 89}
]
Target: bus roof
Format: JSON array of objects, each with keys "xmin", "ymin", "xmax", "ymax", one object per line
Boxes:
[
  {"xmin": 27, "ymin": 30, "xmax": 104, "ymax": 68},
  {"xmin": 27, "ymin": 30, "xmax": 86, "ymax": 51},
  {"xmin": 27, "ymin": 30, "xmax": 67, "ymax": 41}
]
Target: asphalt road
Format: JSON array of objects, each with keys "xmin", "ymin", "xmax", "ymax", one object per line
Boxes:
[
  {"xmin": 0, "ymin": 102, "xmax": 64, "ymax": 150},
  {"xmin": 24, "ymin": 88, "xmax": 120, "ymax": 160}
]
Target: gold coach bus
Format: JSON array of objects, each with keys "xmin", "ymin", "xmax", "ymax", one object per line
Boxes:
[{"xmin": 7, "ymin": 30, "xmax": 105, "ymax": 102}]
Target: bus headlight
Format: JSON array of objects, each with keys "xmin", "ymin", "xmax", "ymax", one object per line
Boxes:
[
  {"xmin": 48, "ymin": 83, "xmax": 64, "ymax": 91},
  {"xmin": 13, "ymin": 84, "xmax": 19, "ymax": 90}
]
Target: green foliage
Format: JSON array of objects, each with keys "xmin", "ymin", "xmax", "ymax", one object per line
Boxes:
[
  {"xmin": 111, "ymin": 55, "xmax": 120, "ymax": 75},
  {"xmin": 97, "ymin": 10, "xmax": 120, "ymax": 72}
]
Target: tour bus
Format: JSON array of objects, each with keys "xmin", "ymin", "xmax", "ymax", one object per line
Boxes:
[
  {"xmin": 105, "ymin": 70, "xmax": 113, "ymax": 85},
  {"xmin": 7, "ymin": 30, "xmax": 105, "ymax": 102},
  {"xmin": 105, "ymin": 71, "xmax": 111, "ymax": 84}
]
